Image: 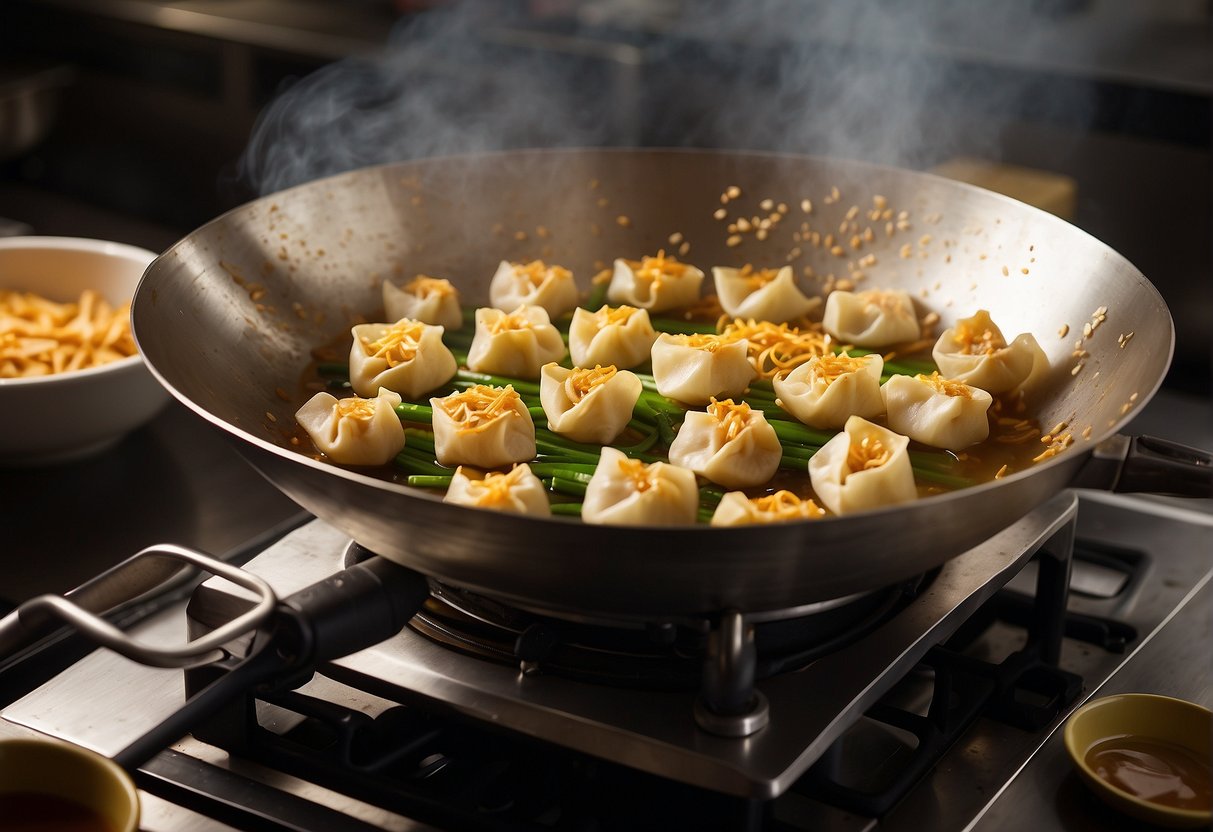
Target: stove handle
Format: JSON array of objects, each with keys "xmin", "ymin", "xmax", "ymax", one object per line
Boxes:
[{"xmin": 0, "ymin": 544, "xmax": 278, "ymax": 668}]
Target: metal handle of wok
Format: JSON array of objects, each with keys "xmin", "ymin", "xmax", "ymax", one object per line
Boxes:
[
  {"xmin": 1076, "ymin": 434, "xmax": 1213, "ymax": 498},
  {"xmin": 0, "ymin": 544, "xmax": 277, "ymax": 668}
]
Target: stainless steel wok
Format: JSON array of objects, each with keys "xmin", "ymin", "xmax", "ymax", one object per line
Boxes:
[{"xmin": 130, "ymin": 148, "xmax": 1211, "ymax": 622}]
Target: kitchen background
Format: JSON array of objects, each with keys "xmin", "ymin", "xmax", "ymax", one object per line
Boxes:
[
  {"xmin": 2, "ymin": 4, "xmax": 1211, "ymax": 829},
  {"xmin": 1, "ymin": 0, "xmax": 1210, "ymax": 395}
]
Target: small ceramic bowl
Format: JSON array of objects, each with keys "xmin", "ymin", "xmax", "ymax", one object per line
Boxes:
[
  {"xmin": 0, "ymin": 736, "xmax": 140, "ymax": 832},
  {"xmin": 1065, "ymin": 693, "xmax": 1212, "ymax": 829},
  {"xmin": 0, "ymin": 236, "xmax": 170, "ymax": 466}
]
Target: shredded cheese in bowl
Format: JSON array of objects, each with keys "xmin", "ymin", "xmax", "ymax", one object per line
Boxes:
[{"xmin": 0, "ymin": 288, "xmax": 137, "ymax": 378}]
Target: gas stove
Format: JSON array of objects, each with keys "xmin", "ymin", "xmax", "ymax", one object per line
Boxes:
[{"xmin": 2, "ymin": 484, "xmax": 1210, "ymax": 831}]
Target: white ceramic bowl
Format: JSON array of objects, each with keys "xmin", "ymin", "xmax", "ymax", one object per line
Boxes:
[{"xmin": 0, "ymin": 236, "xmax": 170, "ymax": 466}]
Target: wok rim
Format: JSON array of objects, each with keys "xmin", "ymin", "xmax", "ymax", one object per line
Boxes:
[{"xmin": 132, "ymin": 146, "xmax": 1176, "ymax": 536}]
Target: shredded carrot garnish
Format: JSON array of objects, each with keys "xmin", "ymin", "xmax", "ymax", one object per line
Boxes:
[
  {"xmin": 563, "ymin": 365, "xmax": 618, "ymax": 403},
  {"xmin": 593, "ymin": 304, "xmax": 640, "ymax": 328},
  {"xmin": 914, "ymin": 371, "xmax": 974, "ymax": 399},
  {"xmin": 718, "ymin": 318, "xmax": 830, "ymax": 379},
  {"xmin": 485, "ymin": 308, "xmax": 536, "ymax": 334},
  {"xmin": 846, "ymin": 434, "xmax": 891, "ymax": 476},
  {"xmin": 510, "ymin": 260, "xmax": 571, "ymax": 289},
  {"xmin": 361, "ymin": 320, "xmax": 428, "ymax": 367},
  {"xmin": 626, "ymin": 250, "xmax": 689, "ymax": 291},
  {"xmin": 403, "ymin": 275, "xmax": 455, "ymax": 298},
  {"xmin": 749, "ymin": 490, "xmax": 825, "ymax": 519},
  {"xmin": 465, "ymin": 465, "xmax": 533, "ymax": 507},
  {"xmin": 437, "ymin": 384, "xmax": 522, "ymax": 434},
  {"xmin": 706, "ymin": 398, "xmax": 754, "ymax": 442}
]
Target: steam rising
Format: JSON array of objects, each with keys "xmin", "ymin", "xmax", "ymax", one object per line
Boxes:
[{"xmin": 241, "ymin": 0, "xmax": 1088, "ymax": 196}]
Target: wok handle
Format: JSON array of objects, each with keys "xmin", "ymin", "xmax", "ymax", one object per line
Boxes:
[
  {"xmin": 1079, "ymin": 434, "xmax": 1213, "ymax": 497},
  {"xmin": 1116, "ymin": 436, "xmax": 1213, "ymax": 497},
  {"xmin": 112, "ymin": 557, "xmax": 430, "ymax": 771}
]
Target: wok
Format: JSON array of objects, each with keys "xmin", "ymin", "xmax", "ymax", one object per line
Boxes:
[{"xmin": 130, "ymin": 148, "xmax": 1211, "ymax": 622}]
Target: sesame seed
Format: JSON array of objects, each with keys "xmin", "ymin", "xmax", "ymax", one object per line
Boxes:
[
  {"xmin": 777, "ymin": 202, "xmax": 789, "ymax": 214},
  {"xmin": 726, "ymin": 234, "xmax": 742, "ymax": 247},
  {"xmin": 1083, "ymin": 322, "xmax": 1093, "ymax": 338},
  {"xmin": 756, "ymin": 229, "xmax": 769, "ymax": 241},
  {"xmin": 1001, "ymin": 265, "xmax": 1009, "ymax": 276},
  {"xmin": 714, "ymin": 207, "xmax": 727, "ymax": 220},
  {"xmin": 514, "ymin": 231, "xmax": 528, "ymax": 241},
  {"xmin": 727, "ymin": 185, "xmax": 742, "ymax": 199},
  {"xmin": 1058, "ymin": 324, "xmax": 1069, "ymax": 338},
  {"xmin": 616, "ymin": 215, "xmax": 631, "ymax": 228},
  {"xmin": 995, "ymin": 464, "xmax": 1009, "ymax": 479},
  {"xmin": 801, "ymin": 198, "xmax": 813, "ymax": 213},
  {"xmin": 760, "ymin": 198, "xmax": 774, "ymax": 211},
  {"xmin": 899, "ymin": 244, "xmax": 912, "ymax": 259},
  {"xmin": 1071, "ymin": 363, "xmax": 1083, "ymax": 376},
  {"xmin": 597, "ymin": 197, "xmax": 609, "ymax": 208},
  {"xmin": 919, "ymin": 234, "xmax": 933, "ymax": 246},
  {"xmin": 830, "ymin": 245, "xmax": 846, "ymax": 257},
  {"xmin": 668, "ymin": 232, "xmax": 683, "ymax": 245},
  {"xmin": 679, "ymin": 241, "xmax": 690, "ymax": 256}
]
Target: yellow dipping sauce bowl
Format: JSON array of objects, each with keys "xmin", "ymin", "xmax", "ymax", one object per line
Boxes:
[{"xmin": 1065, "ymin": 693, "xmax": 1212, "ymax": 829}]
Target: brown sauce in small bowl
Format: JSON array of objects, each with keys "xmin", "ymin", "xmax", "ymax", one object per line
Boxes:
[{"xmin": 1085, "ymin": 736, "xmax": 1213, "ymax": 811}]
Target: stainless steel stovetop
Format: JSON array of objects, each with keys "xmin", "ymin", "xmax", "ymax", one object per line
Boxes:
[{"xmin": 2, "ymin": 486, "xmax": 1211, "ymax": 831}]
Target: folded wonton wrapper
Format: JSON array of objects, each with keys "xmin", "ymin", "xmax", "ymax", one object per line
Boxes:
[
  {"xmin": 882, "ymin": 373, "xmax": 993, "ymax": 450},
  {"xmin": 932, "ymin": 309, "xmax": 1049, "ymax": 395},
  {"xmin": 607, "ymin": 253, "xmax": 704, "ymax": 313},
  {"xmin": 808, "ymin": 416, "xmax": 917, "ymax": 515},
  {"xmin": 489, "ymin": 260, "xmax": 580, "ymax": 319},
  {"xmin": 466, "ymin": 305, "xmax": 567, "ymax": 379},
  {"xmin": 383, "ymin": 276, "xmax": 463, "ymax": 331},
  {"xmin": 349, "ymin": 318, "xmax": 457, "ymax": 399},
  {"xmin": 667, "ymin": 399, "xmax": 781, "ymax": 489},
  {"xmin": 295, "ymin": 387, "xmax": 405, "ymax": 466},
  {"xmin": 650, "ymin": 333, "xmax": 756, "ymax": 405},
  {"xmin": 540, "ymin": 363, "xmax": 643, "ymax": 445},
  {"xmin": 773, "ymin": 352, "xmax": 884, "ymax": 430},
  {"xmin": 712, "ymin": 265, "xmax": 820, "ymax": 324},
  {"xmin": 822, "ymin": 289, "xmax": 920, "ymax": 348},
  {"xmin": 568, "ymin": 305, "xmax": 657, "ymax": 369},
  {"xmin": 430, "ymin": 384, "xmax": 536, "ymax": 469},
  {"xmin": 582, "ymin": 447, "xmax": 699, "ymax": 526},
  {"xmin": 710, "ymin": 490, "xmax": 826, "ymax": 526},
  {"xmin": 443, "ymin": 464, "xmax": 551, "ymax": 517}
]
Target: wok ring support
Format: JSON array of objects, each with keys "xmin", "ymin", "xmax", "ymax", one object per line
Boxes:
[{"xmin": 696, "ymin": 610, "xmax": 770, "ymax": 737}]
